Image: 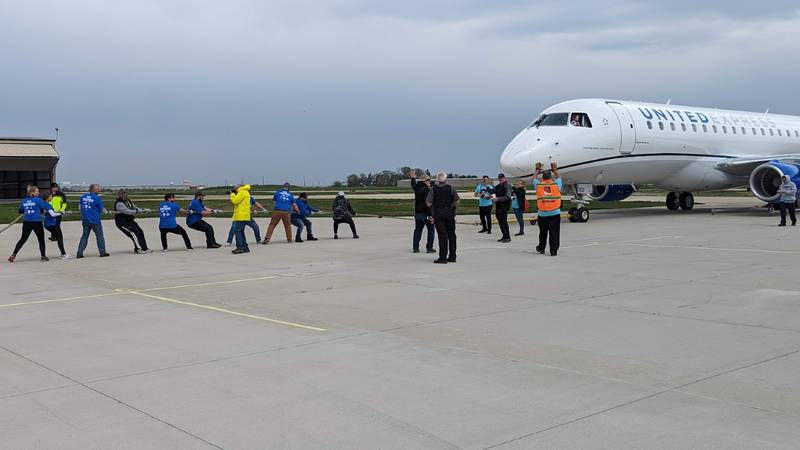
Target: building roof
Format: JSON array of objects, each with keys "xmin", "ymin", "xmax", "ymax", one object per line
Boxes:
[{"xmin": 0, "ymin": 138, "xmax": 59, "ymax": 158}]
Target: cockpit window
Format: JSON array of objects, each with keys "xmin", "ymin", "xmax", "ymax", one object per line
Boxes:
[
  {"xmin": 530, "ymin": 113, "xmax": 569, "ymax": 128},
  {"xmin": 570, "ymin": 113, "xmax": 592, "ymax": 128}
]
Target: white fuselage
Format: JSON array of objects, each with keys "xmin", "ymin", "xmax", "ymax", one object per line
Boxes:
[{"xmin": 500, "ymin": 99, "xmax": 800, "ymax": 191}]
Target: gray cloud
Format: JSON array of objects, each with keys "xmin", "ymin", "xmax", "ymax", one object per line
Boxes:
[{"xmin": 1, "ymin": 1, "xmax": 799, "ymax": 185}]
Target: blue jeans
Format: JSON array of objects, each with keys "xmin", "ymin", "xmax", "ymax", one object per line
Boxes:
[
  {"xmin": 291, "ymin": 216, "xmax": 312, "ymax": 239},
  {"xmin": 77, "ymin": 221, "xmax": 106, "ymax": 255},
  {"xmin": 413, "ymin": 213, "xmax": 435, "ymax": 251},
  {"xmin": 513, "ymin": 208, "xmax": 525, "ymax": 234},
  {"xmin": 227, "ymin": 219, "xmax": 260, "ymax": 243},
  {"xmin": 232, "ymin": 221, "xmax": 248, "ymax": 249}
]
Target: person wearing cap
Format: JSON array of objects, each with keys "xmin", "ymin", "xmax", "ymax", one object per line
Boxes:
[
  {"xmin": 114, "ymin": 189, "xmax": 151, "ymax": 254},
  {"xmin": 48, "ymin": 182, "xmax": 67, "ymax": 242},
  {"xmin": 474, "ymin": 175, "xmax": 494, "ymax": 234},
  {"xmin": 534, "ymin": 162, "xmax": 563, "ymax": 256},
  {"xmin": 158, "ymin": 193, "xmax": 192, "ymax": 252},
  {"xmin": 230, "ymin": 184, "xmax": 252, "ymax": 254},
  {"xmin": 332, "ymin": 191, "xmax": 358, "ymax": 239},
  {"xmin": 492, "ymin": 173, "xmax": 513, "ymax": 243},
  {"xmin": 426, "ymin": 171, "xmax": 460, "ymax": 263},
  {"xmin": 225, "ymin": 195, "xmax": 265, "ymax": 246},
  {"xmin": 186, "ymin": 191, "xmax": 221, "ymax": 248},
  {"xmin": 291, "ymin": 192, "xmax": 319, "ymax": 243},
  {"xmin": 263, "ymin": 183, "xmax": 299, "ymax": 244},
  {"xmin": 409, "ymin": 170, "xmax": 435, "ymax": 253}
]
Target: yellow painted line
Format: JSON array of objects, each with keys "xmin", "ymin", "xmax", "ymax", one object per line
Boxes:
[
  {"xmin": 140, "ymin": 276, "xmax": 279, "ymax": 292},
  {"xmin": 0, "ymin": 292, "xmax": 126, "ymax": 308},
  {"xmin": 128, "ymin": 291, "xmax": 327, "ymax": 332}
]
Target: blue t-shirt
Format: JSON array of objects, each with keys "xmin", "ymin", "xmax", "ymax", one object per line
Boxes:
[
  {"xmin": 80, "ymin": 192, "xmax": 105, "ymax": 225},
  {"xmin": 19, "ymin": 196, "xmax": 46, "ymax": 222},
  {"xmin": 43, "ymin": 202, "xmax": 57, "ymax": 227},
  {"xmin": 475, "ymin": 184, "xmax": 494, "ymax": 207},
  {"xmin": 159, "ymin": 201, "xmax": 181, "ymax": 229},
  {"xmin": 533, "ymin": 178, "xmax": 563, "ymax": 217},
  {"xmin": 186, "ymin": 199, "xmax": 204, "ymax": 225},
  {"xmin": 250, "ymin": 196, "xmax": 257, "ymax": 206},
  {"xmin": 273, "ymin": 189, "xmax": 295, "ymax": 212}
]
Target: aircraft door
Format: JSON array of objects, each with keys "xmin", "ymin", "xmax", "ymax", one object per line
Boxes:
[{"xmin": 606, "ymin": 102, "xmax": 636, "ymax": 154}]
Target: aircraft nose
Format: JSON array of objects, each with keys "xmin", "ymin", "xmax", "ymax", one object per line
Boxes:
[{"xmin": 500, "ymin": 133, "xmax": 533, "ymax": 176}]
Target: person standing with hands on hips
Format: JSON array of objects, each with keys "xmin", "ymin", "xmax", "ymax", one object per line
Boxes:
[{"xmin": 534, "ymin": 162, "xmax": 563, "ymax": 256}]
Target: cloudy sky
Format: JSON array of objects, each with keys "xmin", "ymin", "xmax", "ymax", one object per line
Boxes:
[{"xmin": 2, "ymin": 1, "xmax": 799, "ymax": 185}]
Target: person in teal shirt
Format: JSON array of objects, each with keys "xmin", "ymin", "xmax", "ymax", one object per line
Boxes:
[{"xmin": 474, "ymin": 176, "xmax": 494, "ymax": 234}]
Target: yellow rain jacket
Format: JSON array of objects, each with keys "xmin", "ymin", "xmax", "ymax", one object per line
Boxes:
[
  {"xmin": 50, "ymin": 195, "xmax": 67, "ymax": 213},
  {"xmin": 230, "ymin": 185, "xmax": 252, "ymax": 221}
]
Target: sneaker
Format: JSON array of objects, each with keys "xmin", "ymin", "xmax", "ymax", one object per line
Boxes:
[
  {"xmin": 242, "ymin": 247, "xmax": 250, "ymax": 253},
  {"xmin": 261, "ymin": 240, "xmax": 269, "ymax": 245},
  {"xmin": 61, "ymin": 254, "xmax": 72, "ymax": 260},
  {"xmin": 186, "ymin": 248, "xmax": 193, "ymax": 251},
  {"xmin": 307, "ymin": 236, "xmax": 318, "ymax": 241},
  {"xmin": 498, "ymin": 238, "xmax": 511, "ymax": 243},
  {"xmin": 99, "ymin": 253, "xmax": 110, "ymax": 257},
  {"xmin": 550, "ymin": 252, "xmax": 557, "ymax": 257},
  {"xmin": 535, "ymin": 247, "xmax": 545, "ymax": 255},
  {"xmin": 76, "ymin": 254, "xmax": 84, "ymax": 259},
  {"xmin": 208, "ymin": 243, "xmax": 222, "ymax": 249},
  {"xmin": 295, "ymin": 238, "xmax": 304, "ymax": 243},
  {"xmin": 161, "ymin": 248, "xmax": 169, "ymax": 252},
  {"xmin": 7, "ymin": 255, "xmax": 15, "ymax": 263},
  {"xmin": 353, "ymin": 235, "xmax": 360, "ymax": 239},
  {"xmin": 48, "ymin": 236, "xmax": 57, "ymax": 242},
  {"xmin": 515, "ymin": 232, "xmax": 524, "ymax": 236},
  {"xmin": 142, "ymin": 249, "xmax": 153, "ymax": 254},
  {"xmin": 447, "ymin": 257, "xmax": 457, "ymax": 263},
  {"xmin": 41, "ymin": 256, "xmax": 49, "ymax": 262},
  {"xmin": 225, "ymin": 242, "xmax": 233, "ymax": 247},
  {"xmin": 232, "ymin": 248, "xmax": 246, "ymax": 254},
  {"xmin": 334, "ymin": 235, "xmax": 339, "ymax": 240},
  {"xmin": 779, "ymin": 223, "xmax": 786, "ymax": 227},
  {"xmin": 433, "ymin": 259, "xmax": 448, "ymax": 264},
  {"xmin": 478, "ymin": 229, "xmax": 487, "ymax": 234},
  {"xmin": 413, "ymin": 249, "xmax": 420, "ymax": 254},
  {"xmin": 134, "ymin": 248, "xmax": 142, "ymax": 254},
  {"xmin": 426, "ymin": 248, "xmax": 437, "ymax": 254}
]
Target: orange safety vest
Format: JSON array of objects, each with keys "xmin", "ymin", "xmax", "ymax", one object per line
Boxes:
[{"xmin": 536, "ymin": 181, "xmax": 561, "ymax": 212}]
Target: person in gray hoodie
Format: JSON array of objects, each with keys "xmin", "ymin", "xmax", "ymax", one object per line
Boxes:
[
  {"xmin": 114, "ymin": 190, "xmax": 152, "ymax": 253},
  {"xmin": 777, "ymin": 175, "xmax": 797, "ymax": 227}
]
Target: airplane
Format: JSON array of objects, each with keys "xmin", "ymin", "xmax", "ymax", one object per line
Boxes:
[{"xmin": 499, "ymin": 99, "xmax": 800, "ymax": 222}]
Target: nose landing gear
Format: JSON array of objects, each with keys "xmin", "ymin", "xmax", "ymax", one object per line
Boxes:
[{"xmin": 666, "ymin": 192, "xmax": 694, "ymax": 211}]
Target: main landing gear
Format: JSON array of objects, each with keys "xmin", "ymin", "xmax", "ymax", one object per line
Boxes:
[
  {"xmin": 568, "ymin": 184, "xmax": 590, "ymax": 223},
  {"xmin": 666, "ymin": 192, "xmax": 694, "ymax": 211}
]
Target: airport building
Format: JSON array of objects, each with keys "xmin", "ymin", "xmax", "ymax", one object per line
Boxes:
[{"xmin": 0, "ymin": 137, "xmax": 59, "ymax": 199}]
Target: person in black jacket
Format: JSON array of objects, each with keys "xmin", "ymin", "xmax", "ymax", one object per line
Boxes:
[
  {"xmin": 492, "ymin": 173, "xmax": 512, "ymax": 242},
  {"xmin": 426, "ymin": 171, "xmax": 460, "ymax": 264},
  {"xmin": 511, "ymin": 180, "xmax": 527, "ymax": 236},
  {"xmin": 332, "ymin": 192, "xmax": 359, "ymax": 239},
  {"xmin": 409, "ymin": 170, "xmax": 436, "ymax": 254}
]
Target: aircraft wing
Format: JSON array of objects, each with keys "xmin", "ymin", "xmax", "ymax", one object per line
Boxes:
[{"xmin": 715, "ymin": 154, "xmax": 800, "ymax": 176}]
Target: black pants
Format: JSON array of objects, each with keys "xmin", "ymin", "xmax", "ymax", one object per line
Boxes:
[
  {"xmin": 48, "ymin": 216, "xmax": 62, "ymax": 239},
  {"xmin": 188, "ymin": 220, "xmax": 218, "ymax": 247},
  {"xmin": 333, "ymin": 217, "xmax": 357, "ymax": 236},
  {"xmin": 537, "ymin": 215, "xmax": 561, "ymax": 255},
  {"xmin": 160, "ymin": 225, "xmax": 192, "ymax": 250},
  {"xmin": 434, "ymin": 212, "xmax": 457, "ymax": 261},
  {"xmin": 413, "ymin": 213, "xmax": 435, "ymax": 251},
  {"xmin": 13, "ymin": 221, "xmax": 46, "ymax": 257},
  {"xmin": 496, "ymin": 207, "xmax": 510, "ymax": 239},
  {"xmin": 779, "ymin": 202, "xmax": 797, "ymax": 225},
  {"xmin": 45, "ymin": 224, "xmax": 66, "ymax": 255},
  {"xmin": 116, "ymin": 220, "xmax": 148, "ymax": 251},
  {"xmin": 479, "ymin": 205, "xmax": 493, "ymax": 232}
]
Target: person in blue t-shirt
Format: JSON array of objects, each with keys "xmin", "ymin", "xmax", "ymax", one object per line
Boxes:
[
  {"xmin": 226, "ymin": 195, "xmax": 266, "ymax": 246},
  {"xmin": 291, "ymin": 192, "xmax": 319, "ymax": 242},
  {"xmin": 8, "ymin": 186, "xmax": 51, "ymax": 263},
  {"xmin": 186, "ymin": 191, "xmax": 221, "ymax": 248},
  {"xmin": 77, "ymin": 184, "xmax": 110, "ymax": 259},
  {"xmin": 159, "ymin": 193, "xmax": 192, "ymax": 251},
  {"xmin": 262, "ymin": 183, "xmax": 299, "ymax": 244},
  {"xmin": 474, "ymin": 176, "xmax": 494, "ymax": 234}
]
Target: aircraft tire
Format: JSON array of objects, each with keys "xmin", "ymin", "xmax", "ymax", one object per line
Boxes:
[
  {"xmin": 575, "ymin": 207, "xmax": 590, "ymax": 223},
  {"xmin": 679, "ymin": 192, "xmax": 694, "ymax": 210},
  {"xmin": 568, "ymin": 208, "xmax": 578, "ymax": 222},
  {"xmin": 666, "ymin": 192, "xmax": 680, "ymax": 211}
]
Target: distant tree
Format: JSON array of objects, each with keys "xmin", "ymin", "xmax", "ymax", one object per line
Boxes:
[{"xmin": 332, "ymin": 181, "xmax": 344, "ymax": 188}]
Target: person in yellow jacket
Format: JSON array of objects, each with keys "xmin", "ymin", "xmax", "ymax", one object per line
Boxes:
[
  {"xmin": 230, "ymin": 184, "xmax": 252, "ymax": 254},
  {"xmin": 48, "ymin": 183, "xmax": 67, "ymax": 242}
]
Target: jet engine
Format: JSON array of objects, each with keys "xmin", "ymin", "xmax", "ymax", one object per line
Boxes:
[
  {"xmin": 749, "ymin": 162, "xmax": 800, "ymax": 202},
  {"xmin": 586, "ymin": 184, "xmax": 636, "ymax": 202}
]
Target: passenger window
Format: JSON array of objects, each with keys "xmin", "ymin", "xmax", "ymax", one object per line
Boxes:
[
  {"xmin": 778, "ymin": 129, "xmax": 782, "ymax": 136},
  {"xmin": 761, "ymin": 128, "xmax": 766, "ymax": 135},
  {"xmin": 732, "ymin": 127, "xmax": 737, "ymax": 134},
  {"xmin": 681, "ymin": 123, "xmax": 686, "ymax": 131},
  {"xmin": 722, "ymin": 126, "xmax": 727, "ymax": 133},
  {"xmin": 647, "ymin": 121, "xmax": 653, "ymax": 129},
  {"xmin": 701, "ymin": 124, "xmax": 707, "ymax": 132},
  {"xmin": 770, "ymin": 129, "xmax": 774, "ymax": 136},
  {"xmin": 692, "ymin": 124, "xmax": 698, "ymax": 132},
  {"xmin": 670, "ymin": 122, "xmax": 676, "ymax": 131},
  {"xmin": 741, "ymin": 127, "xmax": 746, "ymax": 134},
  {"xmin": 658, "ymin": 122, "xmax": 664, "ymax": 130},
  {"xmin": 752, "ymin": 127, "xmax": 756, "ymax": 135},
  {"xmin": 570, "ymin": 113, "xmax": 592, "ymax": 128},
  {"xmin": 787, "ymin": 129, "xmax": 791, "ymax": 137},
  {"xmin": 712, "ymin": 125, "xmax": 718, "ymax": 133}
]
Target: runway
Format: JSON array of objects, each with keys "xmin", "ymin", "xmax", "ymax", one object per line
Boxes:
[{"xmin": 1, "ymin": 208, "xmax": 798, "ymax": 449}]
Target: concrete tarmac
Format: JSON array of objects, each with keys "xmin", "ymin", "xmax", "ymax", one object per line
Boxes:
[{"xmin": 1, "ymin": 207, "xmax": 798, "ymax": 449}]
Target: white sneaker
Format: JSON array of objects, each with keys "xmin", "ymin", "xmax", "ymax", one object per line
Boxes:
[
  {"xmin": 161, "ymin": 248, "xmax": 168, "ymax": 252},
  {"xmin": 225, "ymin": 242, "xmax": 232, "ymax": 247},
  {"xmin": 61, "ymin": 254, "xmax": 73, "ymax": 260},
  {"xmin": 142, "ymin": 249, "xmax": 153, "ymax": 254}
]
